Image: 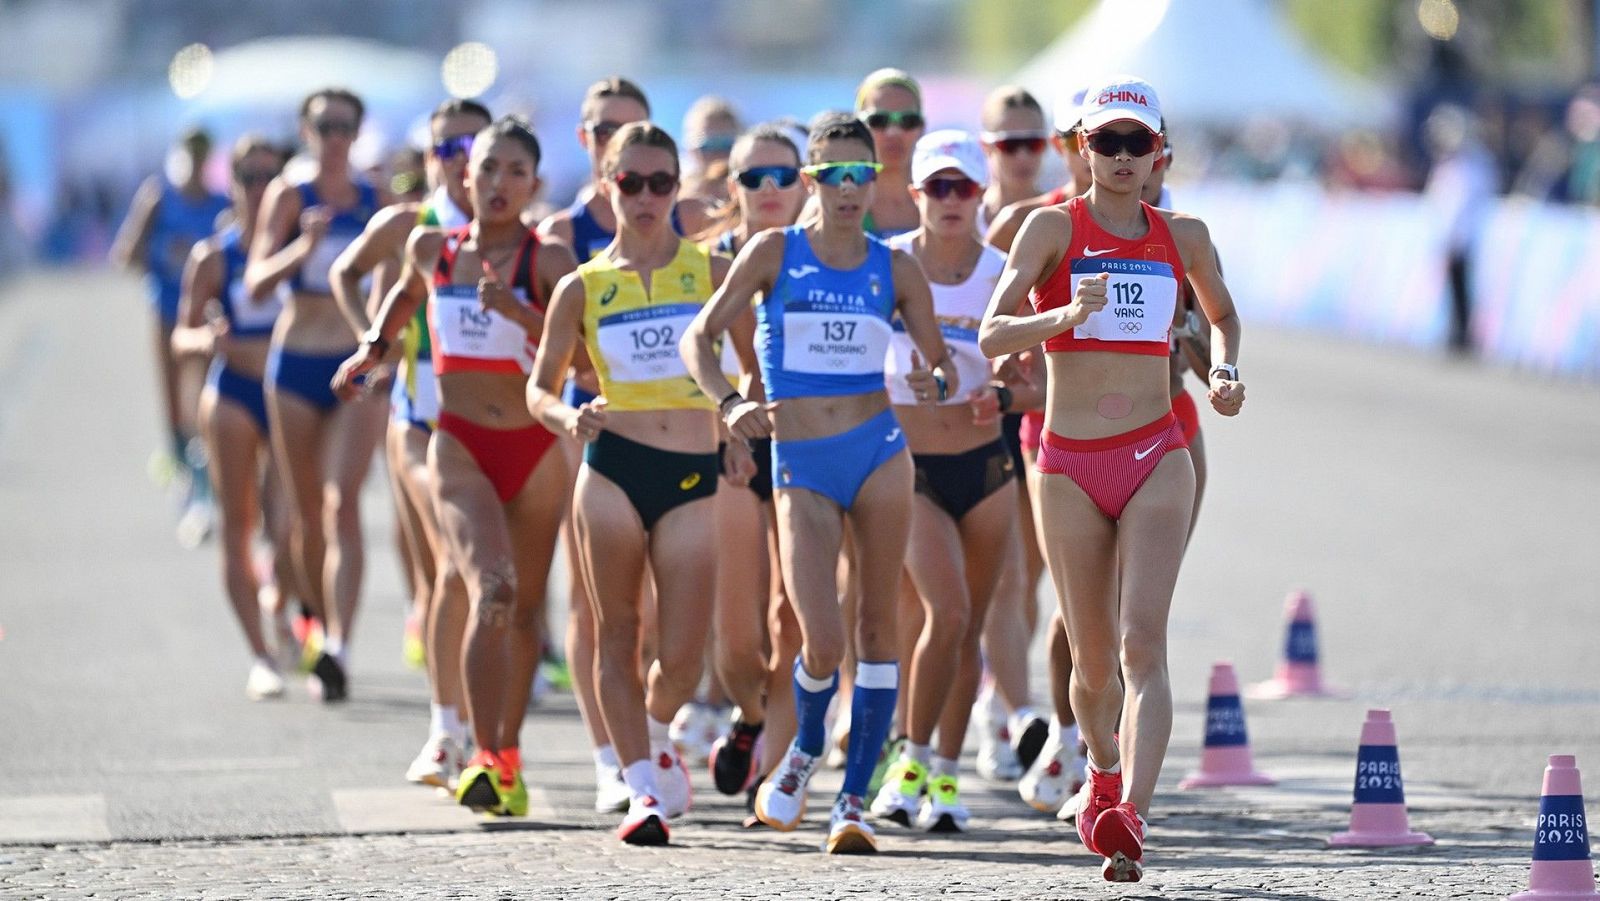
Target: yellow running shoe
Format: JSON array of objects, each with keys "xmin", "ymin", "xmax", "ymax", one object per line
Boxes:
[
  {"xmin": 457, "ymin": 751, "xmax": 503, "ymax": 813},
  {"xmin": 402, "ymin": 612, "xmax": 426, "ymax": 671},
  {"xmin": 496, "ymin": 768, "xmax": 529, "ymax": 817}
]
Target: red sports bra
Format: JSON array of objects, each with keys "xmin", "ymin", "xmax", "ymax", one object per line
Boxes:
[
  {"xmin": 428, "ymin": 227, "xmax": 542, "ymax": 375},
  {"xmin": 1030, "ymin": 196, "xmax": 1185, "ymax": 356}
]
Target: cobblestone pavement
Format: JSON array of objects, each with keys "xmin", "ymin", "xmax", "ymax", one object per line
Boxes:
[{"xmin": 1, "ymin": 272, "xmax": 1596, "ymax": 899}]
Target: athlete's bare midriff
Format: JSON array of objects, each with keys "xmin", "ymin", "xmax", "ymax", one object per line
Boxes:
[
  {"xmin": 771, "ymin": 390, "xmax": 890, "ymax": 443},
  {"xmin": 1044, "ymin": 350, "xmax": 1169, "ymax": 439},
  {"xmin": 438, "ymin": 372, "xmax": 537, "ymax": 430},
  {"xmin": 602, "ymin": 408, "xmax": 717, "ymax": 455},
  {"xmin": 275, "ymin": 293, "xmax": 360, "ymax": 353}
]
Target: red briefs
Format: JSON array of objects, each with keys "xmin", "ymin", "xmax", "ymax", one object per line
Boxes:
[
  {"xmin": 1171, "ymin": 389, "xmax": 1200, "ymax": 444},
  {"xmin": 437, "ymin": 412, "xmax": 559, "ymax": 503},
  {"xmin": 1036, "ymin": 412, "xmax": 1189, "ymax": 520},
  {"xmin": 1020, "ymin": 410, "xmax": 1045, "ymax": 456}
]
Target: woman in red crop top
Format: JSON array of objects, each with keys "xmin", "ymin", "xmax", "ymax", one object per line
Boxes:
[
  {"xmin": 978, "ymin": 77, "xmax": 1244, "ymax": 884},
  {"xmin": 335, "ymin": 118, "xmax": 578, "ymax": 817}
]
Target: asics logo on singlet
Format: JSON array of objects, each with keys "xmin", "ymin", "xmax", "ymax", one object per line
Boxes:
[
  {"xmin": 1133, "ymin": 441, "xmax": 1162, "ymax": 461},
  {"xmin": 1082, "ymin": 247, "xmax": 1116, "ymax": 257},
  {"xmin": 787, "ymin": 264, "xmax": 820, "ymax": 281},
  {"xmin": 599, "ymin": 283, "xmax": 619, "ymax": 306},
  {"xmin": 885, "ymin": 428, "xmax": 902, "ymax": 443}
]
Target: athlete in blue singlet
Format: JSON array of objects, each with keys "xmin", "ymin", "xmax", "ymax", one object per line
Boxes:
[
  {"xmin": 247, "ymin": 87, "xmax": 388, "ymax": 702},
  {"xmin": 170, "ymin": 136, "xmax": 294, "ymax": 700},
  {"xmin": 110, "ymin": 127, "xmax": 230, "ymax": 542},
  {"xmin": 683, "ymin": 113, "xmax": 957, "ymax": 855}
]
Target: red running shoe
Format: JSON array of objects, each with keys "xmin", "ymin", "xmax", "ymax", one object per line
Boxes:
[
  {"xmin": 1093, "ymin": 801, "xmax": 1147, "ymax": 882},
  {"xmin": 1073, "ymin": 765, "xmax": 1122, "ymax": 855}
]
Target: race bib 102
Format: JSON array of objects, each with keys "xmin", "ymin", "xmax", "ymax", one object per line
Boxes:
[{"xmin": 596, "ymin": 303, "xmax": 699, "ymax": 383}]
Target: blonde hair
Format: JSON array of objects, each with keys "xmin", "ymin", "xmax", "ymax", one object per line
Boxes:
[{"xmin": 855, "ymin": 68, "xmax": 921, "ymax": 113}]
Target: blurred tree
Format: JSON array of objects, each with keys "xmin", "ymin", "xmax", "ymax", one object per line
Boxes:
[
  {"xmin": 961, "ymin": 0, "xmax": 1093, "ymax": 74},
  {"xmin": 1283, "ymin": 0, "xmax": 1397, "ymax": 76}
]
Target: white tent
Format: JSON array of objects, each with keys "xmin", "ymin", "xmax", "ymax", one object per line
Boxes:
[
  {"xmin": 1012, "ymin": 0, "xmax": 1387, "ymax": 128},
  {"xmin": 189, "ymin": 37, "xmax": 439, "ymax": 113}
]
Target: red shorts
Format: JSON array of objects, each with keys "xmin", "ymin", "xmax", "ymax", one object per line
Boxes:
[
  {"xmin": 1036, "ymin": 412, "xmax": 1189, "ymax": 520},
  {"xmin": 1020, "ymin": 410, "xmax": 1045, "ymax": 456},
  {"xmin": 437, "ymin": 412, "xmax": 559, "ymax": 503},
  {"xmin": 1172, "ymin": 389, "xmax": 1201, "ymax": 444}
]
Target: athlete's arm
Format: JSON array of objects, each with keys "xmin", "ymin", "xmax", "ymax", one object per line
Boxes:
[
  {"xmin": 681, "ymin": 229, "xmax": 781, "ymax": 441},
  {"xmin": 674, "ymin": 197, "xmax": 714, "ymax": 239},
  {"xmin": 330, "ymin": 228, "xmax": 435, "ymax": 399},
  {"xmin": 527, "ymin": 272, "xmax": 604, "ymax": 440},
  {"xmin": 1172, "ymin": 216, "xmax": 1244, "ymax": 416},
  {"xmin": 245, "ymin": 178, "xmax": 318, "ymax": 301},
  {"xmin": 535, "ymin": 210, "xmax": 576, "ymax": 254},
  {"xmin": 892, "ymin": 249, "xmax": 956, "ymax": 402},
  {"xmin": 330, "ymin": 203, "xmax": 417, "ymax": 336},
  {"xmin": 109, "ymin": 176, "xmax": 162, "ymax": 271},
  {"xmin": 978, "ymin": 208, "xmax": 1087, "ymax": 357},
  {"xmin": 170, "ymin": 240, "xmax": 225, "ymax": 357}
]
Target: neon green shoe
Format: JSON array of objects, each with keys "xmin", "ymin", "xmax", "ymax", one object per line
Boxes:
[
  {"xmin": 402, "ymin": 613, "xmax": 427, "ymax": 671},
  {"xmin": 456, "ymin": 751, "xmax": 503, "ymax": 813},
  {"xmin": 866, "ymin": 736, "xmax": 905, "ymax": 800},
  {"xmin": 869, "ymin": 755, "xmax": 925, "ymax": 826},
  {"xmin": 495, "ymin": 768, "xmax": 529, "ymax": 817},
  {"xmin": 539, "ymin": 657, "xmax": 572, "ymax": 692},
  {"xmin": 917, "ymin": 773, "xmax": 971, "ymax": 832}
]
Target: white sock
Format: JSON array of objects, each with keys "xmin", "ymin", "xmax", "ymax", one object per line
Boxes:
[
  {"xmin": 905, "ymin": 742, "xmax": 933, "ymax": 766},
  {"xmin": 1086, "ymin": 749, "xmax": 1120, "ymax": 774},
  {"xmin": 622, "ymin": 759, "xmax": 657, "ymax": 798},
  {"xmin": 430, "ymin": 703, "xmax": 466, "ymax": 745},
  {"xmin": 595, "ymin": 745, "xmax": 621, "ymax": 771},
  {"xmin": 647, "ymin": 716, "xmax": 672, "ymax": 747},
  {"xmin": 324, "ymin": 635, "xmax": 346, "ymax": 665},
  {"xmin": 931, "ymin": 755, "xmax": 959, "ymax": 778}
]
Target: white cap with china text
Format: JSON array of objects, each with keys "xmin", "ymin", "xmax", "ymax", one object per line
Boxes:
[{"xmin": 1079, "ymin": 76, "xmax": 1163, "ymax": 134}]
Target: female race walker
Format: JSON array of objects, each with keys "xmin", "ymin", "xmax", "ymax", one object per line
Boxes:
[
  {"xmin": 978, "ymin": 77, "xmax": 1245, "ymax": 883},
  {"xmin": 869, "ymin": 131, "xmax": 1015, "ymax": 834},
  {"xmin": 699, "ymin": 124, "xmax": 808, "ymax": 799},
  {"xmin": 246, "ymin": 87, "xmax": 387, "ymax": 701},
  {"xmin": 335, "ymin": 117, "xmax": 576, "ymax": 816},
  {"xmin": 171, "ymin": 136, "xmax": 291, "ymax": 698},
  {"xmin": 529, "ymin": 122, "xmax": 729, "ymax": 845},
  {"xmin": 683, "ymin": 113, "xmax": 955, "ymax": 855}
]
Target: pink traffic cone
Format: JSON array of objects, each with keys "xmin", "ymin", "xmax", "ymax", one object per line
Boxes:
[
  {"xmin": 1250, "ymin": 590, "xmax": 1342, "ymax": 699},
  {"xmin": 1329, "ymin": 709, "xmax": 1433, "ymax": 847},
  {"xmin": 1509, "ymin": 754, "xmax": 1598, "ymax": 900},
  {"xmin": 1180, "ymin": 662, "xmax": 1275, "ymax": 789}
]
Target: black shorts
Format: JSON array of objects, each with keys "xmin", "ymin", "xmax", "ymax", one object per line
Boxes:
[
  {"xmin": 1000, "ymin": 412, "xmax": 1026, "ymax": 481},
  {"xmin": 913, "ymin": 439, "xmax": 1015, "ymax": 521},
  {"xmin": 585, "ymin": 430, "xmax": 718, "ymax": 531}
]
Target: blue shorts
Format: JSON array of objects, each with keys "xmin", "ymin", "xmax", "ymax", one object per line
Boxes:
[
  {"xmin": 389, "ymin": 365, "xmax": 434, "ymax": 434},
  {"xmin": 772, "ymin": 408, "xmax": 906, "ymax": 510},
  {"xmin": 207, "ymin": 360, "xmax": 269, "ymax": 436},
  {"xmin": 562, "ymin": 381, "xmax": 598, "ymax": 408},
  {"xmin": 265, "ymin": 347, "xmax": 346, "ymax": 414}
]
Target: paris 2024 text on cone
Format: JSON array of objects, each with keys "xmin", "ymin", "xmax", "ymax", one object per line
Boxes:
[
  {"xmin": 1251, "ymin": 590, "xmax": 1343, "ymax": 700},
  {"xmin": 1510, "ymin": 754, "xmax": 1598, "ymax": 901},
  {"xmin": 1329, "ymin": 709, "xmax": 1433, "ymax": 847},
  {"xmin": 1180, "ymin": 662, "xmax": 1275, "ymax": 789}
]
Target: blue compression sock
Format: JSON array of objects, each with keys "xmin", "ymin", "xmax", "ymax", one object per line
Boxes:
[
  {"xmin": 792, "ymin": 661, "xmax": 838, "ymax": 757},
  {"xmin": 841, "ymin": 661, "xmax": 899, "ymax": 798}
]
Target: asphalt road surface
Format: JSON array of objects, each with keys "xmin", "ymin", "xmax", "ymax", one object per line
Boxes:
[{"xmin": 0, "ymin": 268, "xmax": 1596, "ymax": 898}]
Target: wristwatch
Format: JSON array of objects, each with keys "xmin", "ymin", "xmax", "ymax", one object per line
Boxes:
[
  {"xmin": 360, "ymin": 329, "xmax": 390, "ymax": 357},
  {"xmin": 1208, "ymin": 363, "xmax": 1238, "ymax": 382}
]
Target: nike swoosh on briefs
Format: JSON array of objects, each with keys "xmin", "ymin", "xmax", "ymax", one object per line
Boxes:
[
  {"xmin": 1133, "ymin": 441, "xmax": 1162, "ymax": 460},
  {"xmin": 1082, "ymin": 247, "xmax": 1115, "ymax": 257}
]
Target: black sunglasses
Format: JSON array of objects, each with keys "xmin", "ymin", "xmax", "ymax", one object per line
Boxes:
[
  {"xmin": 614, "ymin": 170, "xmax": 678, "ymax": 197},
  {"xmin": 734, "ymin": 166, "xmax": 800, "ymax": 190},
  {"xmin": 1084, "ymin": 129, "xmax": 1159, "ymax": 158},
  {"xmin": 235, "ymin": 170, "xmax": 276, "ymax": 187},
  {"xmin": 919, "ymin": 177, "xmax": 980, "ymax": 200},
  {"xmin": 587, "ymin": 120, "xmax": 625, "ymax": 143},
  {"xmin": 994, "ymin": 136, "xmax": 1046, "ymax": 155},
  {"xmin": 431, "ymin": 134, "xmax": 474, "ymax": 161},
  {"xmin": 314, "ymin": 119, "xmax": 358, "ymax": 138},
  {"xmin": 862, "ymin": 110, "xmax": 925, "ymax": 131}
]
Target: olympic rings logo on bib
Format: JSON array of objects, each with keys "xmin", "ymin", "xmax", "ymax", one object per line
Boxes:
[
  {"xmin": 1119, "ymin": 321, "xmax": 1143, "ymax": 333},
  {"xmin": 1069, "ymin": 256, "xmax": 1177, "ymax": 343}
]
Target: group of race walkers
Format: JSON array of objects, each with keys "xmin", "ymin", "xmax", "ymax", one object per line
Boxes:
[{"xmin": 113, "ymin": 67, "xmax": 1245, "ymax": 883}]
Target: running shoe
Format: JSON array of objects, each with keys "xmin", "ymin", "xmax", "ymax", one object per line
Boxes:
[
  {"xmin": 401, "ymin": 612, "xmax": 426, "ymax": 671},
  {"xmin": 1010, "ymin": 710, "xmax": 1050, "ymax": 771},
  {"xmin": 670, "ymin": 702, "xmax": 720, "ymax": 766},
  {"xmin": 175, "ymin": 495, "xmax": 215, "ymax": 549},
  {"xmin": 147, "ymin": 448, "xmax": 182, "ymax": 488},
  {"xmin": 617, "ymin": 794, "xmax": 670, "ymax": 845},
  {"xmin": 1093, "ymin": 801, "xmax": 1146, "ymax": 883},
  {"xmin": 406, "ymin": 733, "xmax": 465, "ymax": 789},
  {"xmin": 245, "ymin": 660, "xmax": 285, "ymax": 701},
  {"xmin": 307, "ymin": 651, "xmax": 347, "ymax": 703},
  {"xmin": 866, "ymin": 735, "xmax": 905, "ymax": 799},
  {"xmin": 710, "ymin": 719, "xmax": 764, "ymax": 795},
  {"xmin": 974, "ymin": 688, "xmax": 1024, "ymax": 781},
  {"xmin": 593, "ymin": 763, "xmax": 631, "ymax": 814},
  {"xmin": 825, "ymin": 793, "xmax": 877, "ymax": 854},
  {"xmin": 754, "ymin": 742, "xmax": 818, "ymax": 831},
  {"xmin": 917, "ymin": 774, "xmax": 970, "ymax": 833},
  {"xmin": 293, "ymin": 614, "xmax": 323, "ymax": 674},
  {"xmin": 1055, "ymin": 752, "xmax": 1091, "ymax": 823},
  {"xmin": 1074, "ymin": 765, "xmax": 1123, "ymax": 855},
  {"xmin": 869, "ymin": 757, "xmax": 927, "ymax": 826},
  {"xmin": 652, "ymin": 744, "xmax": 692, "ymax": 818},
  {"xmin": 1018, "ymin": 729, "xmax": 1071, "ymax": 813},
  {"xmin": 538, "ymin": 655, "xmax": 572, "ymax": 692},
  {"xmin": 457, "ymin": 750, "xmax": 503, "ymax": 813},
  {"xmin": 495, "ymin": 766, "xmax": 529, "ymax": 817}
]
